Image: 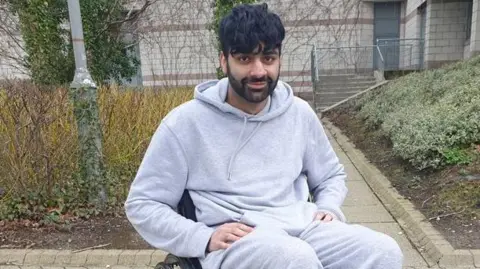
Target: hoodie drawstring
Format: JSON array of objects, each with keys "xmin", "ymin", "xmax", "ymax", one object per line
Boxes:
[{"xmin": 227, "ymin": 116, "xmax": 262, "ymax": 180}]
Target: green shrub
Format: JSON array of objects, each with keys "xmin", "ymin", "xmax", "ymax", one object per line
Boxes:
[{"xmin": 356, "ymin": 55, "xmax": 480, "ymax": 170}]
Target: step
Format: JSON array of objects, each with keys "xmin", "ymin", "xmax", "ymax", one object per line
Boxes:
[
  {"xmin": 316, "ymin": 91, "xmax": 361, "ymax": 96},
  {"xmin": 315, "ymin": 80, "xmax": 376, "ymax": 88},
  {"xmin": 315, "ymin": 86, "xmax": 372, "ymax": 93},
  {"xmin": 315, "ymin": 93, "xmax": 357, "ymax": 104},
  {"xmin": 317, "ymin": 74, "xmax": 375, "ymax": 80},
  {"xmin": 315, "ymin": 94, "xmax": 358, "ymax": 105}
]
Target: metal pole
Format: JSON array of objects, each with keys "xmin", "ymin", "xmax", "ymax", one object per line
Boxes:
[
  {"xmin": 67, "ymin": 0, "xmax": 96, "ymax": 89},
  {"xmin": 66, "ymin": 0, "xmax": 106, "ymax": 208}
]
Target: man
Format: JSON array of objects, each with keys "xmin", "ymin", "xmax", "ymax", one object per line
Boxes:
[{"xmin": 125, "ymin": 3, "xmax": 403, "ymax": 269}]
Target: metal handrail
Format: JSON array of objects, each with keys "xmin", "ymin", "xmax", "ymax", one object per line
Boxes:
[
  {"xmin": 314, "ymin": 45, "xmax": 380, "ymax": 49},
  {"xmin": 375, "ymin": 45, "xmax": 385, "ymax": 64},
  {"xmin": 312, "ymin": 44, "xmax": 386, "ymax": 71},
  {"xmin": 376, "ymin": 38, "xmax": 424, "ymax": 42}
]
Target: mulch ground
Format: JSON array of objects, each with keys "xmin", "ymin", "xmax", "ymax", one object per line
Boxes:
[{"xmin": 0, "ymin": 212, "xmax": 153, "ymax": 250}]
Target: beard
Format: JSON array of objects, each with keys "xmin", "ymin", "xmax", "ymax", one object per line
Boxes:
[{"xmin": 226, "ymin": 64, "xmax": 279, "ymax": 104}]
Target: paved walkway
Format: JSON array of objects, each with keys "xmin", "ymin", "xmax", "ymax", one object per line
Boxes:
[
  {"xmin": 326, "ymin": 129, "xmax": 430, "ymax": 269},
  {"xmin": 1, "ymin": 123, "xmax": 476, "ymax": 269}
]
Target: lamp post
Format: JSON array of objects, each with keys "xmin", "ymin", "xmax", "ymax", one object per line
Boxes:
[{"xmin": 67, "ymin": 0, "xmax": 107, "ymax": 209}]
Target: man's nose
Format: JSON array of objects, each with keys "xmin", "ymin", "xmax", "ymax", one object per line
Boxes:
[{"xmin": 250, "ymin": 59, "xmax": 267, "ymax": 78}]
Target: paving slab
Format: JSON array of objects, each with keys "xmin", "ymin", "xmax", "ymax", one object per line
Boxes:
[
  {"xmin": 149, "ymin": 250, "xmax": 167, "ymax": 266},
  {"xmin": 24, "ymin": 251, "xmax": 45, "ymax": 266},
  {"xmin": 472, "ymin": 249, "xmax": 480, "ymax": 267},
  {"xmin": 116, "ymin": 251, "xmax": 139, "ymax": 266},
  {"xmin": 85, "ymin": 250, "xmax": 122, "ymax": 266},
  {"xmin": 342, "ymin": 204, "xmax": 395, "ymax": 223},
  {"xmin": 3, "ymin": 250, "xmax": 28, "ymax": 264},
  {"xmin": 133, "ymin": 250, "xmax": 155, "ymax": 266},
  {"xmin": 343, "ymin": 163, "xmax": 363, "ymax": 181},
  {"xmin": 54, "ymin": 251, "xmax": 72, "ymax": 266},
  {"xmin": 343, "ymin": 180, "xmax": 380, "ymax": 206},
  {"xmin": 36, "ymin": 250, "xmax": 59, "ymax": 265},
  {"xmin": 361, "ymin": 222, "xmax": 428, "ymax": 268},
  {"xmin": 68, "ymin": 251, "xmax": 91, "ymax": 267}
]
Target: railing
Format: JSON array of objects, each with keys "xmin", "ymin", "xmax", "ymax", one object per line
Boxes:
[
  {"xmin": 375, "ymin": 38, "xmax": 425, "ymax": 71},
  {"xmin": 310, "ymin": 45, "xmax": 385, "ymax": 83},
  {"xmin": 310, "ymin": 38, "xmax": 425, "ymax": 85}
]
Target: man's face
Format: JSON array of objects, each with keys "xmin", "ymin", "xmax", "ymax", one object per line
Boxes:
[{"xmin": 221, "ymin": 44, "xmax": 281, "ymax": 103}]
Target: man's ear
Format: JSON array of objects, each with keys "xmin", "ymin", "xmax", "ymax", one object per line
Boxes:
[{"xmin": 220, "ymin": 52, "xmax": 228, "ymax": 74}]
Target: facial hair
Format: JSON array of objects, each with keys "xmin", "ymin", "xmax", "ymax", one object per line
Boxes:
[{"xmin": 226, "ymin": 63, "xmax": 279, "ymax": 103}]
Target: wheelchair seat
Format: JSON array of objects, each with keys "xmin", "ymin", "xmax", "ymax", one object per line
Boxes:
[{"xmin": 154, "ymin": 190, "xmax": 203, "ymax": 269}]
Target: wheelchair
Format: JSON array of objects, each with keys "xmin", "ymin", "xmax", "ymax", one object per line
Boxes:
[
  {"xmin": 154, "ymin": 190, "xmax": 203, "ymax": 269},
  {"xmin": 154, "ymin": 191, "xmax": 315, "ymax": 269}
]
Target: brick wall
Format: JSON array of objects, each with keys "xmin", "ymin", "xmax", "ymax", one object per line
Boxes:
[{"xmin": 425, "ymin": 0, "xmax": 471, "ymax": 68}]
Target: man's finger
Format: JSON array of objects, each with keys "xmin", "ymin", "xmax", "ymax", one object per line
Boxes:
[
  {"xmin": 231, "ymin": 227, "xmax": 250, "ymax": 237},
  {"xmin": 225, "ymin": 233, "xmax": 241, "ymax": 242},
  {"xmin": 322, "ymin": 214, "xmax": 333, "ymax": 222},
  {"xmin": 237, "ymin": 223, "xmax": 254, "ymax": 232},
  {"xmin": 315, "ymin": 212, "xmax": 325, "ymax": 221},
  {"xmin": 217, "ymin": 241, "xmax": 231, "ymax": 250}
]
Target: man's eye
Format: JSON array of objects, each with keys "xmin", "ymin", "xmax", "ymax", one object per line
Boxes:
[
  {"xmin": 264, "ymin": 56, "xmax": 276, "ymax": 63},
  {"xmin": 239, "ymin": 56, "xmax": 249, "ymax": 62}
]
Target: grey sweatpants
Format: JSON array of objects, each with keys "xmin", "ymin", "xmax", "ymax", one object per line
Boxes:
[{"xmin": 200, "ymin": 220, "xmax": 403, "ymax": 269}]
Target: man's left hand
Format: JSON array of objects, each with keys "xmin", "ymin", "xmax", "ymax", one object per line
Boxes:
[{"xmin": 314, "ymin": 211, "xmax": 335, "ymax": 222}]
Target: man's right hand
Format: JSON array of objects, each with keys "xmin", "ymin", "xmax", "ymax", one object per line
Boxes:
[{"xmin": 207, "ymin": 222, "xmax": 254, "ymax": 252}]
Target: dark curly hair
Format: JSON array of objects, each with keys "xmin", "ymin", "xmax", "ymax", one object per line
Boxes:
[{"xmin": 218, "ymin": 3, "xmax": 285, "ymax": 57}]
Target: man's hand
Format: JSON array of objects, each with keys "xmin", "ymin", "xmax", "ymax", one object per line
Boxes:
[
  {"xmin": 207, "ymin": 222, "xmax": 254, "ymax": 253},
  {"xmin": 314, "ymin": 211, "xmax": 336, "ymax": 222}
]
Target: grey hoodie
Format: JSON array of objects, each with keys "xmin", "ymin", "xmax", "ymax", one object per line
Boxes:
[{"xmin": 124, "ymin": 78, "xmax": 348, "ymax": 259}]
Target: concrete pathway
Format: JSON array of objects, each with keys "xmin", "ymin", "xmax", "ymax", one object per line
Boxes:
[{"xmin": 326, "ymin": 129, "xmax": 430, "ymax": 269}]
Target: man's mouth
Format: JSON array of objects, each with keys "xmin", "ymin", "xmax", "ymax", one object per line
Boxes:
[{"xmin": 247, "ymin": 82, "xmax": 267, "ymax": 90}]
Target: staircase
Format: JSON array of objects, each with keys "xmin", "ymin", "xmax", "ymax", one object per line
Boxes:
[{"xmin": 314, "ymin": 74, "xmax": 377, "ymax": 112}]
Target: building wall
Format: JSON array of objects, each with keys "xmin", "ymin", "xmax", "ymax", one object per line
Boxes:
[
  {"xmin": 4, "ymin": 0, "xmax": 480, "ymax": 87},
  {"xmin": 470, "ymin": 0, "xmax": 480, "ymax": 56},
  {"xmin": 0, "ymin": 1, "xmax": 377, "ymax": 92},
  {"xmin": 136, "ymin": 0, "xmax": 376, "ymax": 93},
  {"xmin": 402, "ymin": 0, "xmax": 426, "ymax": 69},
  {"xmin": 424, "ymin": 0, "xmax": 471, "ymax": 68},
  {"xmin": 0, "ymin": 7, "xmax": 29, "ymax": 80}
]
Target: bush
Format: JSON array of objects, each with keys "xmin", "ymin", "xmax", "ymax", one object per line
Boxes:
[
  {"xmin": 356, "ymin": 56, "xmax": 480, "ymax": 170},
  {"xmin": 0, "ymin": 80, "xmax": 193, "ymax": 221}
]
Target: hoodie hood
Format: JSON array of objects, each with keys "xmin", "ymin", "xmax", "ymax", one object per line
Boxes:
[
  {"xmin": 194, "ymin": 77, "xmax": 294, "ymax": 121},
  {"xmin": 194, "ymin": 77, "xmax": 295, "ymax": 180}
]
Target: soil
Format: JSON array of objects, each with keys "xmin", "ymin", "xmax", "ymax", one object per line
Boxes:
[
  {"xmin": 0, "ymin": 212, "xmax": 154, "ymax": 250},
  {"xmin": 323, "ymin": 100, "xmax": 480, "ymax": 250}
]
